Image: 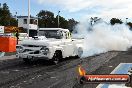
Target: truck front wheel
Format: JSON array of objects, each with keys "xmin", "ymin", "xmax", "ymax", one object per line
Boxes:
[
  {"xmin": 23, "ymin": 58, "xmax": 32, "ymax": 63},
  {"xmin": 52, "ymin": 51, "xmax": 62, "ymax": 64}
]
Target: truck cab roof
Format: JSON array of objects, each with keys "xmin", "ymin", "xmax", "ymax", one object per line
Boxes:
[{"xmin": 39, "ymin": 28, "xmax": 69, "ymax": 32}]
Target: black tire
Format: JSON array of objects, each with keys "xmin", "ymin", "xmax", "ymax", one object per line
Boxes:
[
  {"xmin": 52, "ymin": 51, "xmax": 62, "ymax": 65},
  {"xmin": 23, "ymin": 58, "xmax": 32, "ymax": 63}
]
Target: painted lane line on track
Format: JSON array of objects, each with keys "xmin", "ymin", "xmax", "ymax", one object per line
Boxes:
[
  {"xmin": 96, "ymin": 63, "xmax": 132, "ymax": 88},
  {"xmin": 96, "ymin": 63, "xmax": 123, "ymax": 88}
]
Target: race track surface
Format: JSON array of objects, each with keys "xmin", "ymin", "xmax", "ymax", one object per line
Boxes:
[{"xmin": 0, "ymin": 49, "xmax": 132, "ymax": 88}]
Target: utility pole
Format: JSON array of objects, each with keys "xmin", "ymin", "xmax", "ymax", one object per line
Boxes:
[
  {"xmin": 27, "ymin": 0, "xmax": 30, "ymax": 37},
  {"xmin": 15, "ymin": 12, "xmax": 17, "ymax": 20},
  {"xmin": 58, "ymin": 11, "xmax": 60, "ymax": 28}
]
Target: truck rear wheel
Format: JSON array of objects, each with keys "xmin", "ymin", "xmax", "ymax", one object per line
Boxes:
[
  {"xmin": 77, "ymin": 47, "xmax": 83, "ymax": 58},
  {"xmin": 52, "ymin": 51, "xmax": 62, "ymax": 64}
]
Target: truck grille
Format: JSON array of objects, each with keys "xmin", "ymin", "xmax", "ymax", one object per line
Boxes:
[
  {"xmin": 23, "ymin": 45, "xmax": 40, "ymax": 47},
  {"xmin": 23, "ymin": 49, "xmax": 33, "ymax": 53}
]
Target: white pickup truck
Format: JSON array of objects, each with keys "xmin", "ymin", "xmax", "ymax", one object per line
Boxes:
[{"xmin": 16, "ymin": 28, "xmax": 83, "ymax": 64}]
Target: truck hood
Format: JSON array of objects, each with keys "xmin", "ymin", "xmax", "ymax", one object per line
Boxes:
[{"xmin": 19, "ymin": 36, "xmax": 62, "ymax": 46}]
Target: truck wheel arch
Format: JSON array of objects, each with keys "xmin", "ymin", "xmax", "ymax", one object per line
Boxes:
[
  {"xmin": 52, "ymin": 50, "xmax": 63, "ymax": 64},
  {"xmin": 54, "ymin": 50, "xmax": 62, "ymax": 57},
  {"xmin": 77, "ymin": 47, "xmax": 83, "ymax": 58},
  {"xmin": 53, "ymin": 46, "xmax": 64, "ymax": 58}
]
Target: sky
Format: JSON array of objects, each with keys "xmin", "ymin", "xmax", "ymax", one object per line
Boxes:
[{"xmin": 0, "ymin": 0, "xmax": 132, "ymax": 22}]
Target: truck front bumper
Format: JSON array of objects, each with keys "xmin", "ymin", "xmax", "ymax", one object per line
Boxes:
[{"xmin": 16, "ymin": 53, "xmax": 50, "ymax": 60}]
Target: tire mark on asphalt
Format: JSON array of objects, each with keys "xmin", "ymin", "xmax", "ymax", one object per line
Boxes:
[{"xmin": 0, "ymin": 51, "xmax": 119, "ymax": 88}]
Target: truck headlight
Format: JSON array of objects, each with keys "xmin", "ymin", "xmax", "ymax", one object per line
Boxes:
[
  {"xmin": 40, "ymin": 46, "xmax": 49, "ymax": 53},
  {"xmin": 16, "ymin": 45, "xmax": 24, "ymax": 53}
]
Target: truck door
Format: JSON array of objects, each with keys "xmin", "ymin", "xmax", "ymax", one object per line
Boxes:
[{"xmin": 63, "ymin": 32, "xmax": 74, "ymax": 56}]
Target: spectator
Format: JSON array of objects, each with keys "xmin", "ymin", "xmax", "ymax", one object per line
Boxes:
[{"xmin": 15, "ymin": 30, "xmax": 19, "ymax": 44}]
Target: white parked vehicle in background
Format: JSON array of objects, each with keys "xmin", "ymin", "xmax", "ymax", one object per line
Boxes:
[
  {"xmin": 0, "ymin": 26, "xmax": 4, "ymax": 33},
  {"xmin": 16, "ymin": 28, "xmax": 83, "ymax": 64},
  {"xmin": 19, "ymin": 33, "xmax": 29, "ymax": 41}
]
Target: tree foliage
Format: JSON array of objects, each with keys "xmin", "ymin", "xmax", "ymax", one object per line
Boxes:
[
  {"xmin": 37, "ymin": 10, "xmax": 78, "ymax": 31},
  {"xmin": 37, "ymin": 10, "xmax": 55, "ymax": 28},
  {"xmin": 0, "ymin": 3, "xmax": 17, "ymax": 26},
  {"xmin": 110, "ymin": 18, "xmax": 123, "ymax": 25},
  {"xmin": 0, "ymin": 3, "xmax": 78, "ymax": 32},
  {"xmin": 68, "ymin": 18, "xmax": 78, "ymax": 32},
  {"xmin": 127, "ymin": 22, "xmax": 132, "ymax": 29},
  {"xmin": 90, "ymin": 17, "xmax": 102, "ymax": 25}
]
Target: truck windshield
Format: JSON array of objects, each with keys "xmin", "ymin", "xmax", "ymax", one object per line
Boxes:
[{"xmin": 38, "ymin": 30, "xmax": 62, "ymax": 39}]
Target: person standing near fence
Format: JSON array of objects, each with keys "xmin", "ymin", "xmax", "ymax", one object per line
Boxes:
[{"xmin": 15, "ymin": 30, "xmax": 19, "ymax": 44}]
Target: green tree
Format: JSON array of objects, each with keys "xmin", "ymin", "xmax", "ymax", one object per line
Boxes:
[
  {"xmin": 0, "ymin": 3, "xmax": 17, "ymax": 26},
  {"xmin": 37, "ymin": 10, "xmax": 78, "ymax": 31},
  {"xmin": 110, "ymin": 18, "xmax": 123, "ymax": 25},
  {"xmin": 37, "ymin": 10, "xmax": 70, "ymax": 29},
  {"xmin": 10, "ymin": 18, "xmax": 18, "ymax": 26},
  {"xmin": 68, "ymin": 18, "xmax": 78, "ymax": 32},
  {"xmin": 0, "ymin": 3, "xmax": 11, "ymax": 26},
  {"xmin": 90, "ymin": 17, "xmax": 102, "ymax": 25},
  {"xmin": 37, "ymin": 10, "xmax": 55, "ymax": 28},
  {"xmin": 57, "ymin": 15, "xmax": 68, "ymax": 29},
  {"xmin": 127, "ymin": 22, "xmax": 132, "ymax": 29}
]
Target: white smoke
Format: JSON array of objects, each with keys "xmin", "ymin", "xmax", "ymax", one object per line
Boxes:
[{"xmin": 72, "ymin": 20, "xmax": 132, "ymax": 57}]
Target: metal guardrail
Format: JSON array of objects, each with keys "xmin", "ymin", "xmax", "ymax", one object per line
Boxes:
[
  {"xmin": 0, "ymin": 52, "xmax": 5, "ymax": 58},
  {"xmin": 0, "ymin": 33, "xmax": 14, "ymax": 37}
]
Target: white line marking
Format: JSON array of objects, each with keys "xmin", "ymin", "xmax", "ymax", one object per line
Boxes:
[{"xmin": 96, "ymin": 63, "xmax": 132, "ymax": 88}]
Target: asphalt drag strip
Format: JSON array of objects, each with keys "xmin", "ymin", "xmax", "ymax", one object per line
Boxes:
[
  {"xmin": 0, "ymin": 51, "xmax": 119, "ymax": 88},
  {"xmin": 80, "ymin": 50, "xmax": 132, "ymax": 88}
]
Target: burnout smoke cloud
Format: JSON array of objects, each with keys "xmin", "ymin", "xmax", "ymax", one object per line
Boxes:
[{"xmin": 73, "ymin": 20, "xmax": 132, "ymax": 57}]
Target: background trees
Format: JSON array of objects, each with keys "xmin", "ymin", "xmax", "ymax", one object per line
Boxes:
[
  {"xmin": 37, "ymin": 10, "xmax": 54, "ymax": 28},
  {"xmin": 0, "ymin": 3, "xmax": 78, "ymax": 32},
  {"xmin": 110, "ymin": 18, "xmax": 132, "ymax": 29},
  {"xmin": 110, "ymin": 18, "xmax": 123, "ymax": 25},
  {"xmin": 37, "ymin": 10, "xmax": 75, "ymax": 31},
  {"xmin": 0, "ymin": 3, "xmax": 17, "ymax": 26},
  {"xmin": 1, "ymin": 3, "xmax": 132, "ymax": 32},
  {"xmin": 127, "ymin": 22, "xmax": 132, "ymax": 29},
  {"xmin": 68, "ymin": 18, "xmax": 78, "ymax": 32}
]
